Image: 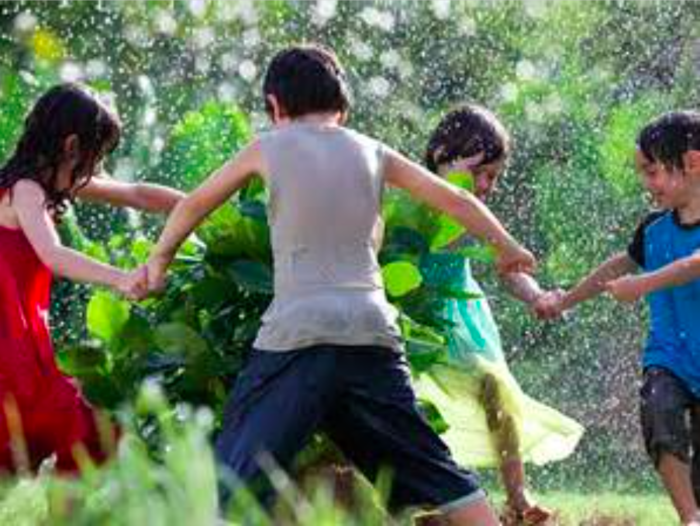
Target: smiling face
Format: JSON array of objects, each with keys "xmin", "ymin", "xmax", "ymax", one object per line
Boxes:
[{"xmin": 634, "ymin": 149, "xmax": 690, "ymax": 209}]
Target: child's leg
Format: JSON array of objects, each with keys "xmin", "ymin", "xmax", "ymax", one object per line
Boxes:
[
  {"xmin": 658, "ymin": 453, "xmax": 700, "ymax": 524},
  {"xmin": 215, "ymin": 348, "xmax": 336, "ymax": 511},
  {"xmin": 641, "ymin": 368, "xmax": 699, "ymax": 524},
  {"xmin": 323, "ymin": 347, "xmax": 498, "ymax": 525},
  {"xmin": 479, "ymin": 373, "xmax": 536, "ymax": 512},
  {"xmin": 691, "ymin": 405, "xmax": 700, "ymax": 505}
]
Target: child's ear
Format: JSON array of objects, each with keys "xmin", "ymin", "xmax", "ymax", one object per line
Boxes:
[
  {"xmin": 63, "ymin": 134, "xmax": 81, "ymax": 161},
  {"xmin": 266, "ymin": 94, "xmax": 286, "ymax": 124}
]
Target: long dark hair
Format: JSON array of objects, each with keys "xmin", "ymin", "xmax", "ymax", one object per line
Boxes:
[
  {"xmin": 0, "ymin": 83, "xmax": 122, "ymax": 216},
  {"xmin": 425, "ymin": 104, "xmax": 510, "ymax": 173}
]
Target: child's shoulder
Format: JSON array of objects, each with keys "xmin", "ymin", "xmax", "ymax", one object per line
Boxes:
[
  {"xmin": 10, "ymin": 179, "xmax": 46, "ymax": 200},
  {"xmin": 637, "ymin": 209, "xmax": 671, "ymax": 233}
]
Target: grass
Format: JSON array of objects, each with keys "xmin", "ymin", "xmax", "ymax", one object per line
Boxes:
[
  {"xmin": 0, "ymin": 384, "xmax": 679, "ymax": 525},
  {"xmin": 489, "ymin": 490, "xmax": 676, "ymax": 525}
]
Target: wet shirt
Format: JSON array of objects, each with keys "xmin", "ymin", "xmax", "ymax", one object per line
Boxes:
[
  {"xmin": 627, "ymin": 210, "xmax": 700, "ymax": 396},
  {"xmin": 253, "ymin": 122, "xmax": 402, "ymax": 352}
]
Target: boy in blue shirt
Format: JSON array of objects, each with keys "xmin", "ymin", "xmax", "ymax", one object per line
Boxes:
[{"xmin": 539, "ymin": 111, "xmax": 700, "ymax": 525}]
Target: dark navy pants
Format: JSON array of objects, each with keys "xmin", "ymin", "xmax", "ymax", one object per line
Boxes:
[{"xmin": 215, "ymin": 345, "xmax": 484, "ymax": 513}]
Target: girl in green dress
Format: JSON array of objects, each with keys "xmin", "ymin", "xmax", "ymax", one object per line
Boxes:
[{"xmin": 416, "ymin": 105, "xmax": 584, "ymax": 525}]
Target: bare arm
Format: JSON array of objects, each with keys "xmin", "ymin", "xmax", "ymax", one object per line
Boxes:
[
  {"xmin": 501, "ymin": 272, "xmax": 545, "ymax": 305},
  {"xmin": 148, "ymin": 140, "xmax": 262, "ymax": 275},
  {"xmin": 384, "ymin": 149, "xmax": 535, "ymax": 274},
  {"xmin": 14, "ymin": 180, "xmax": 141, "ymax": 294},
  {"xmin": 607, "ymin": 250, "xmax": 700, "ymax": 302},
  {"xmin": 561, "ymin": 252, "xmax": 636, "ymax": 310},
  {"xmin": 78, "ymin": 174, "xmax": 185, "ymax": 213}
]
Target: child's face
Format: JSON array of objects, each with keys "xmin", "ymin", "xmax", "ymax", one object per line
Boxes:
[
  {"xmin": 439, "ymin": 157, "xmax": 505, "ymax": 201},
  {"xmin": 634, "ymin": 149, "xmax": 692, "ymax": 209},
  {"xmin": 56, "ymin": 140, "xmax": 104, "ymax": 194}
]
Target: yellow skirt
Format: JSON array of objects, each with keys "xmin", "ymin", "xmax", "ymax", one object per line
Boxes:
[{"xmin": 414, "ymin": 355, "xmax": 584, "ymax": 468}]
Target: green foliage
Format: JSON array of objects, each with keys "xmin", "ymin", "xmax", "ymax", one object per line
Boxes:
[
  {"xmin": 0, "ymin": 0, "xmax": 695, "ymax": 501},
  {"xmin": 382, "ymin": 261, "xmax": 422, "ymax": 297},
  {"xmin": 157, "ymin": 101, "xmax": 252, "ymax": 190}
]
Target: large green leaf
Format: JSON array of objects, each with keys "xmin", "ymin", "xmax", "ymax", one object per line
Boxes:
[
  {"xmin": 86, "ymin": 290, "xmax": 131, "ymax": 343},
  {"xmin": 382, "ymin": 261, "xmax": 423, "ymax": 298}
]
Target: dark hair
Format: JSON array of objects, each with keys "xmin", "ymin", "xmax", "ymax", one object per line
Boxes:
[
  {"xmin": 637, "ymin": 110, "xmax": 700, "ymax": 170},
  {"xmin": 425, "ymin": 104, "xmax": 510, "ymax": 173},
  {"xmin": 262, "ymin": 44, "xmax": 351, "ymax": 119},
  {"xmin": 0, "ymin": 83, "xmax": 121, "ymax": 216}
]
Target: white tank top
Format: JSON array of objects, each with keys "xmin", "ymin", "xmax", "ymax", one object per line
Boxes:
[{"xmin": 253, "ymin": 121, "xmax": 402, "ymax": 351}]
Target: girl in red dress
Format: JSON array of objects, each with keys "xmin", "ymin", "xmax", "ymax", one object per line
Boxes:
[{"xmin": 0, "ymin": 83, "xmax": 183, "ymax": 474}]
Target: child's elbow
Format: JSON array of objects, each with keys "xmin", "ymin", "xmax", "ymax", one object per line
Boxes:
[{"xmin": 36, "ymin": 246, "xmax": 65, "ymax": 274}]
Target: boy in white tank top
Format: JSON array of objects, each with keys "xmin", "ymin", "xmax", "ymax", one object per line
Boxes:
[{"xmin": 145, "ymin": 44, "xmax": 536, "ymax": 525}]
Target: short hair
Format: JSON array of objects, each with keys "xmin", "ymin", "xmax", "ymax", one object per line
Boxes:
[
  {"xmin": 637, "ymin": 110, "xmax": 700, "ymax": 170},
  {"xmin": 262, "ymin": 44, "xmax": 351, "ymax": 119},
  {"xmin": 425, "ymin": 104, "xmax": 510, "ymax": 173}
]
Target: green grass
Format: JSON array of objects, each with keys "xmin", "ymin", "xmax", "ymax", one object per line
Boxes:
[
  {"xmin": 0, "ymin": 384, "xmax": 679, "ymax": 526},
  {"xmin": 487, "ymin": 491, "xmax": 676, "ymax": 525}
]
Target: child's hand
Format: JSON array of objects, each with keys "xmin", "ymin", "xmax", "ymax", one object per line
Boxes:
[
  {"xmin": 115, "ymin": 266, "xmax": 149, "ymax": 301},
  {"xmin": 606, "ymin": 275, "xmax": 646, "ymax": 303},
  {"xmin": 533, "ymin": 289, "xmax": 566, "ymax": 319},
  {"xmin": 146, "ymin": 254, "xmax": 170, "ymax": 294},
  {"xmin": 496, "ymin": 244, "xmax": 537, "ymax": 276}
]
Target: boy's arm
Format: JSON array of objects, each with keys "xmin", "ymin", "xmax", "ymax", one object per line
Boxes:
[
  {"xmin": 147, "ymin": 140, "xmax": 263, "ymax": 286},
  {"xmin": 560, "ymin": 252, "xmax": 636, "ymax": 310},
  {"xmin": 78, "ymin": 174, "xmax": 186, "ymax": 213},
  {"xmin": 383, "ymin": 149, "xmax": 535, "ymax": 275},
  {"xmin": 607, "ymin": 250, "xmax": 700, "ymax": 302}
]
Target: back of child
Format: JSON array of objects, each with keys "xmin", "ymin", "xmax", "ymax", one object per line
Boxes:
[
  {"xmin": 146, "ymin": 44, "xmax": 542, "ymax": 524},
  {"xmin": 254, "ymin": 121, "xmax": 401, "ymax": 351}
]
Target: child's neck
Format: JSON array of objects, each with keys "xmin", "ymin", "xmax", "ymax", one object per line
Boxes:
[
  {"xmin": 285, "ymin": 112, "xmax": 342, "ymax": 127},
  {"xmin": 677, "ymin": 185, "xmax": 700, "ymax": 225},
  {"xmin": 678, "ymin": 201, "xmax": 700, "ymax": 225}
]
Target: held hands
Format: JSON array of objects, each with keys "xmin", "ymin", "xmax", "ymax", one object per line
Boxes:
[
  {"xmin": 145, "ymin": 254, "xmax": 169, "ymax": 295},
  {"xmin": 115, "ymin": 265, "xmax": 149, "ymax": 300},
  {"xmin": 531, "ymin": 289, "xmax": 567, "ymax": 320},
  {"xmin": 113, "ymin": 254, "xmax": 171, "ymax": 301}
]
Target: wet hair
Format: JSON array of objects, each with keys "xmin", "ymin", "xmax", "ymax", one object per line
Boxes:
[
  {"xmin": 425, "ymin": 104, "xmax": 510, "ymax": 173},
  {"xmin": 262, "ymin": 43, "xmax": 351, "ymax": 119},
  {"xmin": 637, "ymin": 110, "xmax": 700, "ymax": 171},
  {"xmin": 0, "ymin": 82, "xmax": 122, "ymax": 216}
]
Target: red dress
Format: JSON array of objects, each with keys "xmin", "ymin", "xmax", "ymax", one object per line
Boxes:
[{"xmin": 0, "ymin": 190, "xmax": 116, "ymax": 474}]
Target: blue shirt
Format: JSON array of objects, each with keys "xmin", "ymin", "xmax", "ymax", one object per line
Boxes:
[{"xmin": 628, "ymin": 210, "xmax": 700, "ymax": 396}]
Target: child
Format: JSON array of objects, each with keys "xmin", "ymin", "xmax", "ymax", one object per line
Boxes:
[
  {"xmin": 540, "ymin": 111, "xmax": 700, "ymax": 526},
  {"xmin": 145, "ymin": 44, "xmax": 536, "ymax": 525},
  {"xmin": 0, "ymin": 83, "xmax": 184, "ymax": 475},
  {"xmin": 416, "ymin": 105, "xmax": 583, "ymax": 525}
]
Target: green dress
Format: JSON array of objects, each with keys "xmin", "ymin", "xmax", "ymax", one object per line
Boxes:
[{"xmin": 414, "ymin": 252, "xmax": 584, "ymax": 468}]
